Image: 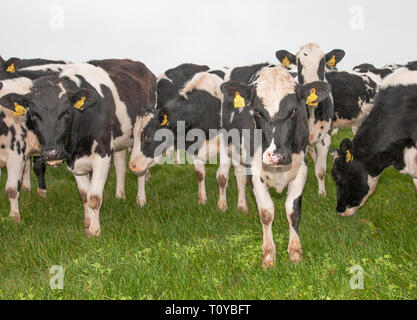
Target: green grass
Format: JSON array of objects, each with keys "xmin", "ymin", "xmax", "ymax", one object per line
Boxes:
[{"xmin": 0, "ymin": 129, "xmax": 416, "ymax": 300}]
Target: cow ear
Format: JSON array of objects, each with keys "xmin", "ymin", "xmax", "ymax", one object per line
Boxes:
[
  {"xmin": 70, "ymin": 89, "xmax": 97, "ymax": 111},
  {"xmin": 220, "ymin": 81, "xmax": 253, "ymax": 109},
  {"xmin": 300, "ymin": 81, "xmax": 332, "ymax": 106},
  {"xmin": 4, "ymin": 57, "xmax": 21, "ymax": 73},
  {"xmin": 275, "ymin": 50, "xmax": 296, "ymax": 67},
  {"xmin": 158, "ymin": 107, "xmax": 170, "ymax": 127},
  {"xmin": 325, "ymin": 49, "xmax": 345, "ymax": 68},
  {"xmin": 0, "ymin": 93, "xmax": 30, "ymax": 116},
  {"xmin": 340, "ymin": 138, "xmax": 354, "ymax": 163}
]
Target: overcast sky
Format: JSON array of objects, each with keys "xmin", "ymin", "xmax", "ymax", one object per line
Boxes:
[{"xmin": 1, "ymin": 0, "xmax": 416, "ymax": 75}]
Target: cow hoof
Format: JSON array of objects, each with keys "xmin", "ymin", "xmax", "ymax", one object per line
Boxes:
[
  {"xmin": 262, "ymin": 246, "xmax": 276, "ymax": 269},
  {"xmin": 237, "ymin": 205, "xmax": 248, "ymax": 213},
  {"xmin": 288, "ymin": 243, "xmax": 303, "ymax": 265},
  {"xmin": 198, "ymin": 195, "xmax": 207, "ymax": 205},
  {"xmin": 319, "ymin": 191, "xmax": 327, "ymax": 198},
  {"xmin": 85, "ymin": 228, "xmax": 101, "ymax": 238},
  {"xmin": 137, "ymin": 197, "xmax": 146, "ymax": 208},
  {"xmin": 217, "ymin": 200, "xmax": 227, "ymax": 212},
  {"xmin": 37, "ymin": 188, "xmax": 47, "ymax": 199},
  {"xmin": 9, "ymin": 211, "xmax": 21, "ymax": 224},
  {"xmin": 115, "ymin": 191, "xmax": 126, "ymax": 200},
  {"xmin": 22, "ymin": 185, "xmax": 31, "ymax": 192}
]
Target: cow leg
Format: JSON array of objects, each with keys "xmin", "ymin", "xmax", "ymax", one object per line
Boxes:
[
  {"xmin": 33, "ymin": 156, "xmax": 47, "ymax": 198},
  {"xmin": 216, "ymin": 156, "xmax": 231, "ymax": 212},
  {"xmin": 252, "ymin": 174, "xmax": 275, "ymax": 268},
  {"xmin": 194, "ymin": 163, "xmax": 207, "ymax": 205},
  {"xmin": 414, "ymin": 178, "xmax": 417, "ymax": 192},
  {"xmin": 6, "ymin": 155, "xmax": 25, "ymax": 223},
  {"xmin": 285, "ymin": 161, "xmax": 307, "ymax": 264},
  {"xmin": 85, "ymin": 157, "xmax": 111, "ymax": 237},
  {"xmin": 74, "ymin": 174, "xmax": 91, "ymax": 232},
  {"xmin": 331, "ymin": 128, "xmax": 339, "ymax": 136},
  {"xmin": 233, "ymin": 162, "xmax": 248, "ymax": 213},
  {"xmin": 21, "ymin": 159, "xmax": 31, "ymax": 191},
  {"xmin": 352, "ymin": 125, "xmax": 359, "ymax": 135},
  {"xmin": 315, "ymin": 133, "xmax": 331, "ymax": 197},
  {"xmin": 136, "ymin": 174, "xmax": 146, "ymax": 207},
  {"xmin": 308, "ymin": 144, "xmax": 317, "ymax": 163},
  {"xmin": 113, "ymin": 149, "xmax": 126, "ymax": 199}
]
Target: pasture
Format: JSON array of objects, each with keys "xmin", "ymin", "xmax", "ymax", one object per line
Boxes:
[{"xmin": 0, "ymin": 129, "xmax": 416, "ymax": 300}]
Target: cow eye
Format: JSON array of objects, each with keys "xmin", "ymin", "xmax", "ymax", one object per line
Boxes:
[{"xmin": 30, "ymin": 113, "xmax": 40, "ymax": 121}]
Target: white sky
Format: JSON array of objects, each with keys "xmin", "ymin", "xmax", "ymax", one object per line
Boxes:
[{"xmin": 1, "ymin": 0, "xmax": 416, "ymax": 75}]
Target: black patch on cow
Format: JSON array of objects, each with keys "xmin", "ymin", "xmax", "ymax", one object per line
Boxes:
[
  {"xmin": 33, "ymin": 156, "xmax": 47, "ymax": 190},
  {"xmin": 291, "ymin": 196, "xmax": 302, "ymax": 233},
  {"xmin": 229, "ymin": 63, "xmax": 271, "ymax": 84},
  {"xmin": 209, "ymin": 70, "xmax": 226, "ymax": 79},
  {"xmin": 0, "ymin": 112, "xmax": 9, "ymax": 136},
  {"xmin": 326, "ymin": 71, "xmax": 377, "ymax": 122},
  {"xmin": 9, "ymin": 125, "xmax": 16, "ymax": 151}
]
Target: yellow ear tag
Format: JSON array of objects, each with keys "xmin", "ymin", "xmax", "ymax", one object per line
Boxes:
[
  {"xmin": 306, "ymin": 88, "xmax": 318, "ymax": 106},
  {"xmin": 161, "ymin": 114, "xmax": 169, "ymax": 126},
  {"xmin": 6, "ymin": 63, "xmax": 15, "ymax": 73},
  {"xmin": 346, "ymin": 150, "xmax": 354, "ymax": 163},
  {"xmin": 74, "ymin": 96, "xmax": 86, "ymax": 110},
  {"xmin": 328, "ymin": 55, "xmax": 336, "ymax": 67},
  {"xmin": 282, "ymin": 56, "xmax": 290, "ymax": 67},
  {"xmin": 13, "ymin": 102, "xmax": 27, "ymax": 116},
  {"xmin": 234, "ymin": 92, "xmax": 246, "ymax": 109}
]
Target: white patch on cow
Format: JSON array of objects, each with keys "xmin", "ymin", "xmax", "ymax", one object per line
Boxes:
[
  {"xmin": 254, "ymin": 65, "xmax": 296, "ymax": 117},
  {"xmin": 262, "ymin": 139, "xmax": 276, "ymax": 165},
  {"xmin": 400, "ymin": 146, "xmax": 417, "ymax": 178},
  {"xmin": 180, "ymin": 72, "xmax": 224, "ymax": 99},
  {"xmin": 157, "ymin": 72, "xmax": 173, "ymax": 83},
  {"xmin": 296, "ymin": 42, "xmax": 325, "ymax": 83},
  {"xmin": 20, "ymin": 63, "xmax": 66, "ymax": 73},
  {"xmin": 58, "ymin": 82, "xmax": 67, "ymax": 98},
  {"xmin": 381, "ymin": 68, "xmax": 417, "ymax": 89}
]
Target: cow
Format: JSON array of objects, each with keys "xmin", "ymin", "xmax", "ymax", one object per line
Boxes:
[
  {"xmin": 0, "ymin": 60, "xmax": 156, "ymax": 236},
  {"xmin": 128, "ymin": 67, "xmax": 249, "ymax": 212},
  {"xmin": 331, "ymin": 61, "xmax": 417, "ymax": 216},
  {"xmin": 221, "ymin": 63, "xmax": 332, "ymax": 267},
  {"xmin": 276, "ymin": 43, "xmax": 344, "ymax": 196},
  {"xmin": 353, "ymin": 63, "xmax": 403, "ymax": 85},
  {"xmin": 0, "ymin": 56, "xmax": 69, "ymax": 197}
]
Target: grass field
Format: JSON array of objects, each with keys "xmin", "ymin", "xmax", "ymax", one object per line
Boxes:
[{"xmin": 0, "ymin": 129, "xmax": 416, "ymax": 300}]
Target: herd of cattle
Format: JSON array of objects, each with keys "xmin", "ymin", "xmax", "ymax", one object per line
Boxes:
[{"xmin": 1, "ymin": 42, "xmax": 416, "ymax": 268}]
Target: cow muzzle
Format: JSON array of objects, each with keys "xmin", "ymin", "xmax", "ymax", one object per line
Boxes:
[
  {"xmin": 41, "ymin": 148, "xmax": 65, "ymax": 166},
  {"xmin": 264, "ymin": 151, "xmax": 292, "ymax": 166},
  {"xmin": 337, "ymin": 206, "xmax": 358, "ymax": 217}
]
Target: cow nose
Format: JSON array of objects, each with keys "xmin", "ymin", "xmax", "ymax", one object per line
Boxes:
[
  {"xmin": 267, "ymin": 151, "xmax": 291, "ymax": 166},
  {"xmin": 129, "ymin": 161, "xmax": 140, "ymax": 173},
  {"xmin": 41, "ymin": 149, "xmax": 61, "ymax": 161}
]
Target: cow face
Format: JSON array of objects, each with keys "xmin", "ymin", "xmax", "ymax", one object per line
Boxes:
[
  {"xmin": 0, "ymin": 76, "xmax": 97, "ymax": 163},
  {"xmin": 331, "ymin": 138, "xmax": 371, "ymax": 216},
  {"xmin": 221, "ymin": 79, "xmax": 331, "ymax": 167},
  {"xmin": 293, "ymin": 43, "xmax": 345, "ymax": 84},
  {"xmin": 129, "ymin": 109, "xmax": 170, "ymax": 175}
]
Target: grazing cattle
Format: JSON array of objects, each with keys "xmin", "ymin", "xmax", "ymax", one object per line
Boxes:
[
  {"xmin": 128, "ymin": 68, "xmax": 248, "ymax": 211},
  {"xmin": 0, "ymin": 60, "xmax": 156, "ymax": 236},
  {"xmin": 221, "ymin": 63, "xmax": 331, "ymax": 266},
  {"xmin": 276, "ymin": 43, "xmax": 344, "ymax": 196},
  {"xmin": 331, "ymin": 62, "xmax": 417, "ymax": 216}
]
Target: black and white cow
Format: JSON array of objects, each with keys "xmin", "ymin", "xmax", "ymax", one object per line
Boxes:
[
  {"xmin": 353, "ymin": 63, "xmax": 402, "ymax": 85},
  {"xmin": 0, "ymin": 56, "xmax": 70, "ymax": 199},
  {"xmin": 128, "ymin": 67, "xmax": 248, "ymax": 211},
  {"xmin": 331, "ymin": 62, "xmax": 417, "ymax": 216},
  {"xmin": 276, "ymin": 43, "xmax": 344, "ymax": 196},
  {"xmin": 221, "ymin": 63, "xmax": 331, "ymax": 266},
  {"xmin": 0, "ymin": 57, "xmax": 72, "ymax": 223},
  {"xmin": 0, "ymin": 60, "xmax": 156, "ymax": 236}
]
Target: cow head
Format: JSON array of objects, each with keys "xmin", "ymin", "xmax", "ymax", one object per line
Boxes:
[
  {"xmin": 221, "ymin": 76, "xmax": 331, "ymax": 167},
  {"xmin": 128, "ymin": 106, "xmax": 173, "ymax": 175},
  {"xmin": 0, "ymin": 75, "xmax": 97, "ymax": 163},
  {"xmin": 331, "ymin": 138, "xmax": 375, "ymax": 216}
]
